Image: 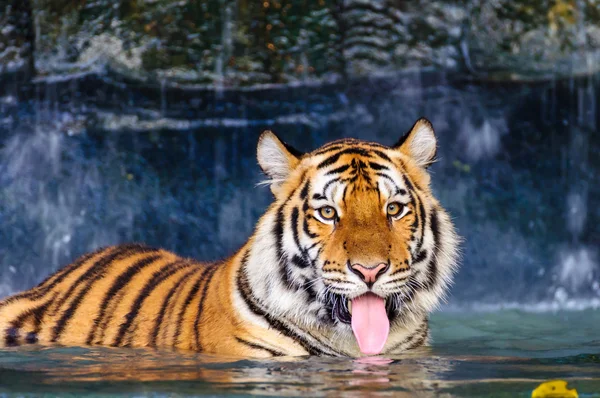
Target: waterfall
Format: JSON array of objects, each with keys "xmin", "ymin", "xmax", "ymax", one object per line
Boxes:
[
  {"xmin": 160, "ymin": 78, "xmax": 167, "ymax": 116},
  {"xmin": 215, "ymin": 0, "xmax": 236, "ymax": 94}
]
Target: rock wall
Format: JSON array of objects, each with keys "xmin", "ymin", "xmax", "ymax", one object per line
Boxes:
[{"xmin": 2, "ymin": 0, "xmax": 600, "ymax": 84}]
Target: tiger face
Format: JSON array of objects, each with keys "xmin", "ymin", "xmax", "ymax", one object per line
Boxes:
[{"xmin": 246, "ymin": 118, "xmax": 459, "ymax": 356}]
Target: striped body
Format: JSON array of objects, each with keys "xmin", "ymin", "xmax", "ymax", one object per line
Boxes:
[
  {"xmin": 0, "ymin": 119, "xmax": 460, "ymax": 357},
  {"xmin": 0, "ymin": 244, "xmax": 309, "ymax": 356}
]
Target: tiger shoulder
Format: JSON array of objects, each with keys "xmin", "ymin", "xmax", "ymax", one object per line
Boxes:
[{"xmin": 0, "ymin": 118, "xmax": 460, "ymax": 357}]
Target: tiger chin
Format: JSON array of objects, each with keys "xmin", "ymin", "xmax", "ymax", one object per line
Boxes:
[{"xmin": 0, "ymin": 118, "xmax": 459, "ymax": 358}]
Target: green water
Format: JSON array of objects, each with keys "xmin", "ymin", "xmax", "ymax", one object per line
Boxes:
[{"xmin": 0, "ymin": 310, "xmax": 598, "ymax": 397}]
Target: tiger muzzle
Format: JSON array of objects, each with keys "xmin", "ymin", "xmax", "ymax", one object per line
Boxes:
[{"xmin": 348, "ymin": 262, "xmax": 390, "ymax": 287}]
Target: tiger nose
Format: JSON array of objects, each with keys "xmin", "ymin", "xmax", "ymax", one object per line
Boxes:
[{"xmin": 348, "ymin": 263, "xmax": 390, "ymax": 285}]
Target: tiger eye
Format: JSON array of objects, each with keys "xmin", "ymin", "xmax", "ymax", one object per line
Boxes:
[
  {"xmin": 318, "ymin": 206, "xmax": 337, "ymax": 220},
  {"xmin": 387, "ymin": 202, "xmax": 403, "ymax": 217}
]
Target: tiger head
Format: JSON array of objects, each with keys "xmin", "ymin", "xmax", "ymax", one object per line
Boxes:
[{"xmin": 244, "ymin": 118, "xmax": 460, "ymax": 355}]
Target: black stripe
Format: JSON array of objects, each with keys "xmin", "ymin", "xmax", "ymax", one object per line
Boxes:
[
  {"xmin": 291, "ymin": 254, "xmax": 311, "ymax": 269},
  {"xmin": 99, "ymin": 259, "xmax": 188, "ymax": 345},
  {"xmin": 302, "ymin": 200, "xmax": 309, "ymax": 213},
  {"xmin": 386, "ymin": 321, "xmax": 428, "ymax": 353},
  {"xmin": 37, "ymin": 249, "xmax": 99, "ymax": 287},
  {"xmin": 50, "ymin": 245, "xmax": 159, "ymax": 342},
  {"xmin": 371, "ymin": 149, "xmax": 391, "ymax": 162},
  {"xmin": 299, "ymin": 180, "xmax": 310, "ymax": 200},
  {"xmin": 388, "ymin": 266, "xmax": 410, "ymax": 277},
  {"xmin": 422, "ymin": 209, "xmax": 440, "ymax": 290},
  {"xmin": 413, "ymin": 192, "xmax": 427, "ymax": 255},
  {"xmin": 303, "ymin": 217, "xmax": 318, "ymax": 238},
  {"xmin": 407, "ymin": 321, "xmax": 429, "ymax": 349},
  {"xmin": 381, "ymin": 275, "xmax": 409, "ymax": 285},
  {"xmin": 9, "ymin": 303, "xmax": 41, "ymax": 331},
  {"xmin": 306, "ymin": 241, "xmax": 320, "ymax": 251},
  {"xmin": 86, "ymin": 254, "xmax": 162, "ymax": 345},
  {"xmin": 398, "ymin": 159, "xmax": 424, "ymax": 191},
  {"xmin": 354, "ymin": 159, "xmax": 369, "ymax": 172},
  {"xmin": 235, "ymin": 336, "xmax": 285, "ymax": 357},
  {"xmin": 4, "ymin": 327, "xmax": 19, "ymax": 347},
  {"xmin": 321, "ymin": 178, "xmax": 341, "ymax": 196},
  {"xmin": 314, "ymin": 140, "xmax": 389, "ymax": 157},
  {"xmin": 149, "ymin": 267, "xmax": 199, "ymax": 347},
  {"xmin": 291, "ymin": 207, "xmax": 301, "ymax": 247},
  {"xmin": 401, "ymin": 173, "xmax": 416, "ymax": 194},
  {"xmin": 4, "ymin": 297, "xmax": 50, "ymax": 346},
  {"xmin": 237, "ymin": 256, "xmax": 333, "ymax": 356},
  {"xmin": 32, "ymin": 251, "xmax": 97, "ymax": 293},
  {"xmin": 48, "ymin": 245, "xmax": 153, "ymax": 316},
  {"xmin": 325, "ymin": 164, "xmax": 350, "ymax": 175},
  {"xmin": 317, "ymin": 148, "xmax": 372, "ymax": 169},
  {"xmin": 173, "ymin": 267, "xmax": 212, "ymax": 347},
  {"xmin": 369, "ymin": 162, "xmax": 389, "ymax": 170},
  {"xmin": 8, "ymin": 292, "xmax": 58, "ymax": 346},
  {"xmin": 413, "ymin": 250, "xmax": 427, "ymax": 265},
  {"xmin": 301, "ymin": 276, "xmax": 319, "ymax": 303},
  {"xmin": 341, "ymin": 174, "xmax": 362, "ymax": 186},
  {"xmin": 274, "ymin": 204, "xmax": 293, "ymax": 288},
  {"xmin": 312, "ymin": 145, "xmax": 343, "ymax": 156},
  {"xmin": 194, "ymin": 264, "xmax": 220, "ymax": 351},
  {"xmin": 409, "ymin": 193, "xmax": 419, "ymax": 232},
  {"xmin": 0, "ymin": 249, "xmax": 101, "ymax": 310},
  {"xmin": 407, "ymin": 329, "xmax": 428, "ymax": 349},
  {"xmin": 365, "ymin": 142, "xmax": 390, "ymax": 150},
  {"xmin": 273, "ymin": 172, "xmax": 306, "ymax": 290},
  {"xmin": 25, "ymin": 332, "xmax": 38, "ymax": 344},
  {"xmin": 121, "ymin": 260, "xmax": 193, "ymax": 346},
  {"xmin": 27, "ymin": 295, "xmax": 57, "ymax": 344}
]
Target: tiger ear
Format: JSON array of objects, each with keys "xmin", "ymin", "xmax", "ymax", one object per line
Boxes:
[
  {"xmin": 394, "ymin": 118, "xmax": 437, "ymax": 168},
  {"xmin": 257, "ymin": 130, "xmax": 303, "ymax": 193}
]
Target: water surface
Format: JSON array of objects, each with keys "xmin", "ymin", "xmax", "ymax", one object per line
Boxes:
[{"xmin": 1, "ymin": 310, "xmax": 598, "ymax": 397}]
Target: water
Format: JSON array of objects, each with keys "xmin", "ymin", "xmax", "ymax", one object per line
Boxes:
[
  {"xmin": 2, "ymin": 3, "xmax": 600, "ymax": 394},
  {"xmin": 0, "ymin": 310, "xmax": 597, "ymax": 397},
  {"xmin": 0, "ymin": 69, "xmax": 599, "ymax": 396}
]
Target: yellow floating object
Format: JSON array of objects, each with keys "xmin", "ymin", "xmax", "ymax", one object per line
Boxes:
[{"xmin": 532, "ymin": 380, "xmax": 578, "ymax": 398}]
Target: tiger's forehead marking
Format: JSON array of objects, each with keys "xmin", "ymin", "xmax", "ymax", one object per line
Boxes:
[
  {"xmin": 309, "ymin": 141, "xmax": 395, "ymax": 166},
  {"xmin": 303, "ymin": 143, "xmax": 413, "ymax": 204}
]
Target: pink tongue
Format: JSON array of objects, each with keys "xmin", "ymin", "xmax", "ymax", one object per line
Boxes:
[{"xmin": 351, "ymin": 293, "xmax": 390, "ymax": 355}]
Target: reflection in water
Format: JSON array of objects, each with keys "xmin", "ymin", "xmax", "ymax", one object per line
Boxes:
[
  {"xmin": 0, "ymin": 346, "xmax": 455, "ymax": 396},
  {"xmin": 1, "ymin": 345, "xmax": 599, "ymax": 397},
  {"xmin": 0, "ymin": 311, "xmax": 599, "ymax": 397},
  {"xmin": 0, "ymin": 346, "xmax": 434, "ymax": 396}
]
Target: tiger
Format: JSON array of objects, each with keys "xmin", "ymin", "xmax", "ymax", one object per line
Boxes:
[{"xmin": 0, "ymin": 118, "xmax": 459, "ymax": 357}]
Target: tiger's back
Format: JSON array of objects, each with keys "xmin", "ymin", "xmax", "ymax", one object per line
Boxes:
[{"xmin": 0, "ymin": 244, "xmax": 229, "ymax": 351}]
